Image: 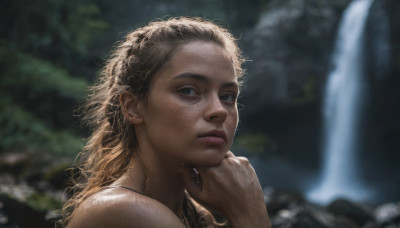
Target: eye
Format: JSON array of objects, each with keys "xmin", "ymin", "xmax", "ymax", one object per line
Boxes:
[
  {"xmin": 220, "ymin": 92, "xmax": 237, "ymax": 104},
  {"xmin": 178, "ymin": 87, "xmax": 197, "ymax": 96}
]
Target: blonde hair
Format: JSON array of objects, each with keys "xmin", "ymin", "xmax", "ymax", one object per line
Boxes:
[{"xmin": 62, "ymin": 17, "xmax": 244, "ymax": 227}]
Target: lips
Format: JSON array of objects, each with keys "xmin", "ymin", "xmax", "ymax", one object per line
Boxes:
[{"xmin": 198, "ymin": 129, "xmax": 227, "ymax": 146}]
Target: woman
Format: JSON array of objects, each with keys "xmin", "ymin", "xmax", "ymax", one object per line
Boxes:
[{"xmin": 62, "ymin": 17, "xmax": 270, "ymax": 227}]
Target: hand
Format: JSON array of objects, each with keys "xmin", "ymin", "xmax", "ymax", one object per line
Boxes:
[{"xmin": 179, "ymin": 152, "xmax": 271, "ymax": 228}]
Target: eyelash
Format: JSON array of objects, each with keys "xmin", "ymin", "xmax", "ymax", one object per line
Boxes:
[
  {"xmin": 220, "ymin": 92, "xmax": 237, "ymax": 104},
  {"xmin": 178, "ymin": 87, "xmax": 237, "ymax": 104},
  {"xmin": 178, "ymin": 87, "xmax": 198, "ymax": 96}
]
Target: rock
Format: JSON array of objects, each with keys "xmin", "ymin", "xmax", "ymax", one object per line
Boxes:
[
  {"xmin": 241, "ymin": 0, "xmax": 352, "ymax": 110},
  {"xmin": 327, "ymin": 198, "xmax": 375, "ymax": 226},
  {"xmin": 264, "ymin": 187, "xmax": 305, "ymax": 215},
  {"xmin": 289, "ymin": 209, "xmax": 332, "ymax": 228},
  {"xmin": 0, "ymin": 174, "xmax": 62, "ymax": 227},
  {"xmin": 0, "ymin": 153, "xmax": 30, "ymax": 176},
  {"xmin": 0, "ymin": 192, "xmax": 53, "ymax": 228},
  {"xmin": 374, "ymin": 202, "xmax": 400, "ymax": 226},
  {"xmin": 270, "ymin": 203, "xmax": 360, "ymax": 228},
  {"xmin": 265, "ymin": 189, "xmax": 391, "ymax": 228}
]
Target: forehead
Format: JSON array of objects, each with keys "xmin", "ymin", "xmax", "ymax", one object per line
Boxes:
[
  {"xmin": 155, "ymin": 41, "xmax": 236, "ymax": 82},
  {"xmin": 171, "ymin": 41, "xmax": 233, "ymax": 65}
]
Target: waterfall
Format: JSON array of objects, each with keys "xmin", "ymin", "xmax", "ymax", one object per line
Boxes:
[{"xmin": 307, "ymin": 0, "xmax": 374, "ymax": 204}]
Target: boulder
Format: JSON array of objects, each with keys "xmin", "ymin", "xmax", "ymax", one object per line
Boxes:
[
  {"xmin": 0, "ymin": 153, "xmax": 30, "ymax": 176},
  {"xmin": 264, "ymin": 187, "xmax": 305, "ymax": 214},
  {"xmin": 327, "ymin": 198, "xmax": 375, "ymax": 226},
  {"xmin": 0, "ymin": 192, "xmax": 53, "ymax": 228},
  {"xmin": 375, "ymin": 202, "xmax": 400, "ymax": 226}
]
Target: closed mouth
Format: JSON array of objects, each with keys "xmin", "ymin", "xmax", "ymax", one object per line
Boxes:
[{"xmin": 199, "ymin": 129, "xmax": 227, "ymax": 142}]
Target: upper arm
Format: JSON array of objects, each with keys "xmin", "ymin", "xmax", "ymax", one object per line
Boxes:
[{"xmin": 67, "ymin": 192, "xmax": 186, "ymax": 228}]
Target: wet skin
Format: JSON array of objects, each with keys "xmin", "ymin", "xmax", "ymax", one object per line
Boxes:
[
  {"xmin": 67, "ymin": 41, "xmax": 270, "ymax": 228},
  {"xmin": 135, "ymin": 40, "xmax": 239, "ymax": 168}
]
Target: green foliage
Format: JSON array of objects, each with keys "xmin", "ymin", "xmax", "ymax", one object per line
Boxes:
[
  {"xmin": 180, "ymin": 0, "xmax": 228, "ymax": 21},
  {"xmin": 0, "ymin": 44, "xmax": 88, "ymax": 100},
  {"xmin": 7, "ymin": 0, "xmax": 109, "ymax": 58},
  {"xmin": 235, "ymin": 133, "xmax": 277, "ymax": 154},
  {"xmin": 26, "ymin": 192, "xmax": 62, "ymax": 211},
  {"xmin": 43, "ymin": 163, "xmax": 71, "ymax": 182},
  {"xmin": 62, "ymin": 1, "xmax": 109, "ymax": 56},
  {"xmin": 0, "ymin": 97, "xmax": 83, "ymax": 157},
  {"xmin": 0, "ymin": 0, "xmax": 107, "ymax": 159}
]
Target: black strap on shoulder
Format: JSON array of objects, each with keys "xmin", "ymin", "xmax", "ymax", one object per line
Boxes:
[{"xmin": 103, "ymin": 185, "xmax": 143, "ymax": 195}]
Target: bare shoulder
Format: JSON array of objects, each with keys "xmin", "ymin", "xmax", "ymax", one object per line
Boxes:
[{"xmin": 67, "ymin": 188, "xmax": 185, "ymax": 228}]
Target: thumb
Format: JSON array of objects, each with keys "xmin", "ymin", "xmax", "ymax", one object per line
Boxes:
[{"xmin": 179, "ymin": 167, "xmax": 203, "ymax": 199}]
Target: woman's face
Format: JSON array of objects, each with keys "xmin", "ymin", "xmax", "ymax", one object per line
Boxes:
[{"xmin": 138, "ymin": 41, "xmax": 239, "ymax": 167}]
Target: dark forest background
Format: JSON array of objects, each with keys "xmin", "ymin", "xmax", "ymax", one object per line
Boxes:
[{"xmin": 0, "ymin": 0, "xmax": 399, "ymax": 227}]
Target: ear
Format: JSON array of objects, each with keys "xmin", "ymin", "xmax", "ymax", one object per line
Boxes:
[{"xmin": 120, "ymin": 91, "xmax": 143, "ymax": 124}]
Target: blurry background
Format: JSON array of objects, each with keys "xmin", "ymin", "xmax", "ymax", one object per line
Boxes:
[{"xmin": 0, "ymin": 0, "xmax": 399, "ymax": 227}]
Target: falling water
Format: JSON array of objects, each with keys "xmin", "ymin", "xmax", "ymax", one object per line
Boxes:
[{"xmin": 307, "ymin": 0, "xmax": 374, "ymax": 204}]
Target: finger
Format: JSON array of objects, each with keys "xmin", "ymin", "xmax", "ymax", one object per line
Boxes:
[
  {"xmin": 224, "ymin": 151, "xmax": 235, "ymax": 158},
  {"xmin": 179, "ymin": 167, "xmax": 203, "ymax": 198}
]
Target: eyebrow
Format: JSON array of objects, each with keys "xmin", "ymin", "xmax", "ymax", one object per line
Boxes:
[{"xmin": 173, "ymin": 73, "xmax": 239, "ymax": 89}]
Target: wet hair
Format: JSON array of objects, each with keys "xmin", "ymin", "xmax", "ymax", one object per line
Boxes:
[{"xmin": 61, "ymin": 17, "xmax": 244, "ymax": 227}]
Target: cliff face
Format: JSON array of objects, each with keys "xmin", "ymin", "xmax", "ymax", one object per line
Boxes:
[
  {"xmin": 241, "ymin": 0, "xmax": 352, "ymax": 108},
  {"xmin": 236, "ymin": 0, "xmax": 400, "ymax": 202},
  {"xmin": 238, "ymin": 0, "xmax": 352, "ymax": 165},
  {"xmin": 362, "ymin": 0, "xmax": 400, "ymax": 201}
]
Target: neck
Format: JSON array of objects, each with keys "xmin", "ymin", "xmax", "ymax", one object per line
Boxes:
[{"xmin": 116, "ymin": 148, "xmax": 186, "ymax": 214}]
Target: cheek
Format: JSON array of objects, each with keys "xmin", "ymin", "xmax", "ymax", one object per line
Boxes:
[
  {"xmin": 164, "ymin": 101, "xmax": 197, "ymax": 123},
  {"xmin": 148, "ymin": 100, "xmax": 198, "ymax": 133},
  {"xmin": 229, "ymin": 109, "xmax": 239, "ymax": 128},
  {"xmin": 225, "ymin": 110, "xmax": 239, "ymax": 143}
]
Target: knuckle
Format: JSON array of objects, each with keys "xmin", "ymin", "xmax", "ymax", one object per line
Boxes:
[
  {"xmin": 237, "ymin": 156, "xmax": 250, "ymax": 165},
  {"xmin": 223, "ymin": 156, "xmax": 235, "ymax": 164},
  {"xmin": 226, "ymin": 151, "xmax": 234, "ymax": 157}
]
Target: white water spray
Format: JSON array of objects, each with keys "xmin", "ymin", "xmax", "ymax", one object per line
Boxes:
[{"xmin": 307, "ymin": 0, "xmax": 374, "ymax": 204}]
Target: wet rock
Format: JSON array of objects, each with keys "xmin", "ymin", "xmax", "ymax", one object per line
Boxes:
[
  {"xmin": 271, "ymin": 203, "xmax": 362, "ymax": 228},
  {"xmin": 0, "ymin": 174, "xmax": 63, "ymax": 227},
  {"xmin": 264, "ymin": 187, "xmax": 305, "ymax": 215},
  {"xmin": 0, "ymin": 192, "xmax": 53, "ymax": 228},
  {"xmin": 265, "ymin": 189, "xmax": 397, "ymax": 228},
  {"xmin": 0, "ymin": 174, "xmax": 34, "ymax": 202},
  {"xmin": 327, "ymin": 198, "xmax": 375, "ymax": 226},
  {"xmin": 0, "ymin": 153, "xmax": 30, "ymax": 176},
  {"xmin": 241, "ymin": 0, "xmax": 352, "ymax": 110},
  {"xmin": 289, "ymin": 209, "xmax": 332, "ymax": 228},
  {"xmin": 375, "ymin": 202, "xmax": 400, "ymax": 226}
]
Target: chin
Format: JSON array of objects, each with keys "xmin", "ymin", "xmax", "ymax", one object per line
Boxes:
[{"xmin": 191, "ymin": 149, "xmax": 227, "ymax": 167}]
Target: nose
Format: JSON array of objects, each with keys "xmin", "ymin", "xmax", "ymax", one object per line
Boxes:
[{"xmin": 205, "ymin": 94, "xmax": 228, "ymax": 122}]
